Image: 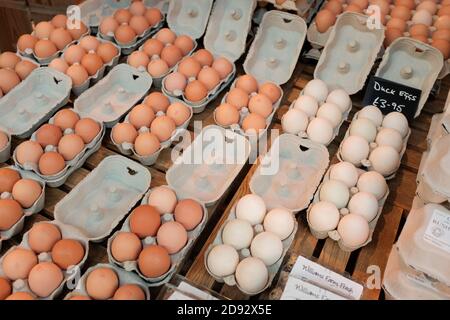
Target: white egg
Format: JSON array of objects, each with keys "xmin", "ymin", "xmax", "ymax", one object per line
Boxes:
[
  {"xmin": 349, "ymin": 118, "xmax": 378, "ymax": 142},
  {"xmin": 337, "ymin": 214, "xmax": 370, "ymax": 248},
  {"xmin": 369, "ymin": 145, "xmax": 400, "ymax": 176},
  {"xmin": 329, "ymin": 162, "xmax": 359, "ymax": 188},
  {"xmin": 308, "ymin": 201, "xmax": 340, "ymax": 232},
  {"xmin": 358, "ymin": 105, "xmax": 383, "ymax": 127},
  {"xmin": 340, "ymin": 135, "xmax": 370, "ymax": 165},
  {"xmin": 326, "ymin": 88, "xmax": 351, "ymax": 113},
  {"xmin": 348, "ymin": 191, "xmax": 379, "ymax": 221},
  {"xmin": 319, "ymin": 179, "xmax": 350, "ymax": 209},
  {"xmin": 412, "ymin": 10, "xmax": 433, "ymax": 26},
  {"xmin": 235, "ymin": 194, "xmax": 266, "ymax": 226},
  {"xmin": 222, "ymin": 219, "xmax": 254, "ymax": 250},
  {"xmin": 357, "ymin": 171, "xmax": 387, "ymax": 200},
  {"xmin": 316, "ymin": 102, "xmax": 342, "ymax": 128},
  {"xmin": 263, "ymin": 208, "xmax": 295, "ymax": 240},
  {"xmin": 207, "ymin": 244, "xmax": 239, "ymax": 277},
  {"xmin": 304, "ymin": 79, "xmax": 329, "ymax": 103},
  {"xmin": 235, "ymin": 257, "xmax": 269, "ymax": 294},
  {"xmin": 294, "ymin": 95, "xmax": 319, "ymax": 117},
  {"xmin": 307, "ymin": 117, "xmax": 334, "ymax": 145},
  {"xmin": 282, "ymin": 108, "xmax": 309, "ymax": 134},
  {"xmin": 250, "ymin": 232, "xmax": 283, "ymax": 266},
  {"xmin": 381, "ymin": 112, "xmax": 409, "ymax": 138},
  {"xmin": 375, "ymin": 127, "xmax": 403, "ymax": 152}
]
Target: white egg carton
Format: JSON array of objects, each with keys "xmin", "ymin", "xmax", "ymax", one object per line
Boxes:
[
  {"xmin": 0, "ymin": 68, "xmax": 71, "ymax": 138},
  {"xmin": 74, "ymin": 63, "xmax": 152, "ymax": 128},
  {"xmin": 204, "ymin": 203, "xmax": 298, "ymax": 296},
  {"xmin": 12, "ymin": 109, "xmax": 105, "ymax": 188},
  {"xmin": 314, "ymin": 12, "xmax": 384, "ymax": 94},
  {"xmin": 306, "ymin": 163, "xmax": 389, "ymax": 252},
  {"xmin": 79, "ymin": 0, "xmax": 131, "ymax": 29},
  {"xmin": 54, "ymin": 155, "xmax": 151, "ymax": 242},
  {"xmin": 249, "ymin": 134, "xmax": 329, "ymax": 213},
  {"xmin": 0, "ymin": 220, "xmax": 89, "ymax": 300},
  {"xmin": 306, "ymin": 19, "xmax": 332, "ymax": 51},
  {"xmin": 0, "ymin": 129, "xmax": 11, "ymax": 163},
  {"xmin": 166, "ymin": 125, "xmax": 252, "ymax": 207},
  {"xmin": 65, "ymin": 263, "xmax": 151, "ymax": 300},
  {"xmin": 107, "ymin": 186, "xmax": 208, "ymax": 286}
]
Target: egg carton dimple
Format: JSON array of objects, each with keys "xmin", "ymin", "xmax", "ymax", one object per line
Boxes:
[{"xmin": 0, "ymin": 129, "xmax": 11, "ymax": 163}]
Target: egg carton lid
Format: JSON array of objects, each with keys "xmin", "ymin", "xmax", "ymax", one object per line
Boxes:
[
  {"xmin": 306, "ymin": 21, "xmax": 331, "ymax": 49},
  {"xmin": 203, "ymin": 0, "xmax": 257, "ymax": 63},
  {"xmin": 167, "ymin": 0, "xmax": 213, "ymax": 40},
  {"xmin": 243, "ymin": 10, "xmax": 307, "ymax": 85},
  {"xmin": 78, "ymin": 0, "xmax": 131, "ymax": 28}
]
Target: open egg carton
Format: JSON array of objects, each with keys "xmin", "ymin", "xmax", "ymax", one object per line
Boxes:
[
  {"xmin": 74, "ymin": 63, "xmax": 152, "ymax": 128},
  {"xmin": 65, "ymin": 263, "xmax": 151, "ymax": 300},
  {"xmin": 426, "ymin": 93, "xmax": 450, "ymax": 148},
  {"xmin": 158, "ymin": 274, "xmax": 225, "ymax": 300},
  {"xmin": 13, "ymin": 108, "xmax": 105, "ymax": 188},
  {"xmin": 249, "ymin": 134, "xmax": 329, "ymax": 213},
  {"xmin": 79, "ymin": 0, "xmax": 131, "ymax": 30},
  {"xmin": 337, "ymin": 106, "xmax": 411, "ymax": 180},
  {"xmin": 0, "ymin": 220, "xmax": 89, "ymax": 300},
  {"xmin": 306, "ymin": 162, "xmax": 389, "ymax": 252},
  {"xmin": 107, "ymin": 185, "xmax": 207, "ymax": 286},
  {"xmin": 314, "ymin": 12, "xmax": 384, "ymax": 94},
  {"xmin": 0, "ymin": 68, "xmax": 71, "ymax": 139},
  {"xmin": 0, "ymin": 129, "xmax": 11, "ymax": 163}
]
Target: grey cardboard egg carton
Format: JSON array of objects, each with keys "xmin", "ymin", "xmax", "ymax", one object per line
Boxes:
[
  {"xmin": 12, "ymin": 108, "xmax": 105, "ymax": 188},
  {"xmin": 74, "ymin": 63, "xmax": 152, "ymax": 128},
  {"xmin": 107, "ymin": 186, "xmax": 208, "ymax": 286},
  {"xmin": 0, "ymin": 68, "xmax": 72, "ymax": 139},
  {"xmin": 65, "ymin": 263, "xmax": 151, "ymax": 300},
  {"xmin": 306, "ymin": 163, "xmax": 389, "ymax": 252},
  {"xmin": 78, "ymin": 0, "xmax": 131, "ymax": 30},
  {"xmin": 249, "ymin": 134, "xmax": 329, "ymax": 213},
  {"xmin": 0, "ymin": 129, "xmax": 11, "ymax": 163},
  {"xmin": 0, "ymin": 220, "xmax": 89, "ymax": 300}
]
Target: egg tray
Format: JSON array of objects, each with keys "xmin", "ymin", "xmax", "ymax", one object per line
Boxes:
[
  {"xmin": 336, "ymin": 111, "xmax": 411, "ymax": 180},
  {"xmin": 110, "ymin": 96, "xmax": 193, "ymax": 166},
  {"xmin": 306, "ymin": 163, "xmax": 390, "ymax": 252},
  {"xmin": 203, "ymin": 204, "xmax": 298, "ymax": 296},
  {"xmin": 12, "ymin": 109, "xmax": 106, "ymax": 188},
  {"xmin": 0, "ymin": 220, "xmax": 89, "ymax": 300},
  {"xmin": 0, "ymin": 130, "xmax": 11, "ymax": 163},
  {"xmin": 106, "ymin": 186, "xmax": 208, "ymax": 286},
  {"xmin": 64, "ymin": 263, "xmax": 151, "ymax": 300},
  {"xmin": 158, "ymin": 274, "xmax": 225, "ymax": 300},
  {"xmin": 249, "ymin": 134, "xmax": 330, "ymax": 213},
  {"xmin": 74, "ymin": 63, "xmax": 153, "ymax": 128},
  {"xmin": 78, "ymin": 0, "xmax": 131, "ymax": 30}
]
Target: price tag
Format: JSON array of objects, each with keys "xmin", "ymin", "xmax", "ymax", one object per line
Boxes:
[{"xmin": 363, "ymin": 76, "xmax": 422, "ymax": 122}]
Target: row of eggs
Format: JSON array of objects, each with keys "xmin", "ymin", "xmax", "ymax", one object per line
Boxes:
[{"xmin": 0, "ymin": 52, "xmax": 38, "ymax": 96}]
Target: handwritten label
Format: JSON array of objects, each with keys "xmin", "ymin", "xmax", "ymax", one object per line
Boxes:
[
  {"xmin": 281, "ymin": 277, "xmax": 347, "ymax": 300},
  {"xmin": 423, "ymin": 208, "xmax": 450, "ymax": 254}
]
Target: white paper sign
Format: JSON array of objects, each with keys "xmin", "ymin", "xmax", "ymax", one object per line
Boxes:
[
  {"xmin": 281, "ymin": 276, "xmax": 347, "ymax": 300},
  {"xmin": 423, "ymin": 208, "xmax": 450, "ymax": 254}
]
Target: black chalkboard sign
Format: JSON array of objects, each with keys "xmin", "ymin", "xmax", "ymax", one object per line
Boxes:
[{"xmin": 362, "ymin": 76, "xmax": 422, "ymax": 122}]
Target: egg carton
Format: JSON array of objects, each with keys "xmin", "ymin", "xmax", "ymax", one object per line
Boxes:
[
  {"xmin": 12, "ymin": 109, "xmax": 105, "ymax": 188},
  {"xmin": 166, "ymin": 125, "xmax": 252, "ymax": 207},
  {"xmin": 106, "ymin": 186, "xmax": 208, "ymax": 286},
  {"xmin": 78, "ymin": 0, "xmax": 131, "ymax": 30},
  {"xmin": 0, "ymin": 220, "xmax": 89, "ymax": 300},
  {"xmin": 425, "ymin": 90, "xmax": 450, "ymax": 149},
  {"xmin": 74, "ymin": 63, "xmax": 152, "ymax": 128},
  {"xmin": 111, "ymin": 96, "xmax": 192, "ymax": 166},
  {"xmin": 306, "ymin": 163, "xmax": 389, "ymax": 252},
  {"xmin": 204, "ymin": 203, "xmax": 298, "ymax": 296},
  {"xmin": 249, "ymin": 134, "xmax": 329, "ymax": 213},
  {"xmin": 61, "ymin": 36, "xmax": 121, "ymax": 96},
  {"xmin": 0, "ymin": 129, "xmax": 11, "ymax": 163},
  {"xmin": 0, "ymin": 68, "xmax": 71, "ymax": 139},
  {"xmin": 64, "ymin": 263, "xmax": 151, "ymax": 300},
  {"xmin": 157, "ymin": 274, "xmax": 225, "ymax": 300}
]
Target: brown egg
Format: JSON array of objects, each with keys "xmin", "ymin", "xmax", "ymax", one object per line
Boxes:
[
  {"xmin": 69, "ymin": 295, "xmax": 91, "ymax": 300},
  {"xmin": 386, "ymin": 18, "xmax": 407, "ymax": 33},
  {"xmin": 435, "ymin": 16, "xmax": 450, "ymax": 30},
  {"xmin": 150, "ymin": 116, "xmax": 176, "ymax": 142},
  {"xmin": 28, "ymin": 222, "xmax": 62, "ymax": 253},
  {"xmin": 51, "ymin": 14, "xmax": 67, "ymax": 28},
  {"xmin": 145, "ymin": 92, "xmax": 170, "ymax": 113},
  {"xmin": 174, "ymin": 35, "xmax": 195, "ymax": 55},
  {"xmin": 128, "ymin": 51, "xmax": 150, "ymax": 69},
  {"xmin": 67, "ymin": 21, "xmax": 88, "ymax": 40},
  {"xmin": 134, "ymin": 132, "xmax": 161, "ymax": 156},
  {"xmin": 161, "ymin": 45, "xmax": 183, "ymax": 67},
  {"xmin": 193, "ymin": 49, "xmax": 214, "ymax": 67},
  {"xmin": 36, "ymin": 123, "xmax": 63, "ymax": 147},
  {"xmin": 417, "ymin": 1, "xmax": 437, "ymax": 14},
  {"xmin": 38, "ymin": 152, "xmax": 66, "ymax": 176},
  {"xmin": 178, "ymin": 57, "xmax": 202, "ymax": 78},
  {"xmin": 248, "ymin": 94, "xmax": 273, "ymax": 118},
  {"xmin": 0, "ymin": 277, "xmax": 11, "ymax": 300},
  {"xmin": 14, "ymin": 60, "xmax": 37, "ymax": 80},
  {"xmin": 215, "ymin": 103, "xmax": 240, "ymax": 126},
  {"xmin": 112, "ymin": 123, "xmax": 138, "ymax": 144},
  {"xmin": 12, "ymin": 179, "xmax": 42, "ymax": 208},
  {"xmin": 0, "ymin": 199, "xmax": 23, "ymax": 231},
  {"xmin": 49, "ymin": 28, "xmax": 72, "ymax": 50},
  {"xmin": 155, "ymin": 28, "xmax": 177, "ymax": 45},
  {"xmin": 54, "ymin": 109, "xmax": 80, "ymax": 130},
  {"xmin": 81, "ymin": 52, "xmax": 103, "ymax": 76},
  {"xmin": 6, "ymin": 292, "xmax": 35, "ymax": 300},
  {"xmin": 438, "ymin": 6, "xmax": 450, "ymax": 17},
  {"xmin": 0, "ymin": 69, "xmax": 21, "ymax": 94},
  {"xmin": 115, "ymin": 24, "xmax": 136, "ymax": 45},
  {"xmin": 390, "ymin": 6, "xmax": 412, "ymax": 21},
  {"xmin": 34, "ymin": 39, "xmax": 58, "ymax": 58},
  {"xmin": 350, "ymin": 0, "xmax": 368, "ymax": 9},
  {"xmin": 384, "ymin": 28, "xmax": 404, "ymax": 47},
  {"xmin": 409, "ymin": 24, "xmax": 430, "ymax": 38},
  {"xmin": 259, "ymin": 82, "xmax": 281, "ymax": 103},
  {"xmin": 394, "ymin": 0, "xmax": 415, "ymax": 9},
  {"xmin": 96, "ymin": 42, "xmax": 119, "ymax": 63},
  {"xmin": 58, "ymin": 134, "xmax": 85, "ymax": 161},
  {"xmin": 15, "ymin": 140, "xmax": 44, "ymax": 165},
  {"xmin": 111, "ymin": 232, "xmax": 142, "ymax": 262},
  {"xmin": 325, "ymin": 0, "xmax": 343, "ymax": 14},
  {"xmin": 0, "ymin": 131, "xmax": 8, "ymax": 150},
  {"xmin": 74, "ymin": 118, "xmax": 101, "ymax": 144},
  {"xmin": 344, "ymin": 3, "xmax": 363, "ymax": 13},
  {"xmin": 34, "ymin": 21, "xmax": 54, "ymax": 40},
  {"xmin": 185, "ymin": 80, "xmax": 208, "ymax": 102},
  {"xmin": 130, "ymin": 205, "xmax": 161, "ymax": 238},
  {"xmin": 49, "ymin": 58, "xmax": 69, "ymax": 73},
  {"xmin": 433, "ymin": 29, "xmax": 450, "ymax": 42},
  {"xmin": 79, "ymin": 36, "xmax": 100, "ymax": 52},
  {"xmin": 129, "ymin": 104, "xmax": 155, "ymax": 129},
  {"xmin": 64, "ymin": 45, "xmax": 86, "ymax": 65},
  {"xmin": 130, "ymin": 1, "xmax": 146, "ymax": 16},
  {"xmin": 86, "ymin": 267, "xmax": 119, "ymax": 300},
  {"xmin": 166, "ymin": 102, "xmax": 191, "ymax": 126},
  {"xmin": 129, "ymin": 15, "xmax": 150, "ymax": 35},
  {"xmin": 431, "ymin": 39, "xmax": 450, "ymax": 59},
  {"xmin": 0, "ymin": 52, "xmax": 21, "ymax": 69},
  {"xmin": 235, "ymin": 74, "xmax": 258, "ymax": 94},
  {"xmin": 0, "ymin": 168, "xmax": 20, "ymax": 193},
  {"xmin": 28, "ymin": 262, "xmax": 63, "ymax": 297},
  {"xmin": 147, "ymin": 59, "xmax": 169, "ymax": 77},
  {"xmin": 242, "ymin": 113, "xmax": 266, "ymax": 134},
  {"xmin": 157, "ymin": 221, "xmax": 187, "ymax": 254},
  {"xmin": 100, "ymin": 16, "xmax": 119, "ymax": 35},
  {"xmin": 138, "ymin": 244, "xmax": 171, "ymax": 278},
  {"xmin": 174, "ymin": 199, "xmax": 203, "ymax": 231},
  {"xmin": 212, "ymin": 57, "xmax": 233, "ymax": 79},
  {"xmin": 114, "ymin": 8, "xmax": 132, "ymax": 24},
  {"xmin": 148, "ymin": 186, "xmax": 177, "ymax": 214},
  {"xmin": 164, "ymin": 72, "xmax": 187, "ymax": 93},
  {"xmin": 226, "ymin": 87, "xmax": 249, "ymax": 110},
  {"xmin": 113, "ymin": 284, "xmax": 145, "ymax": 300},
  {"xmin": 17, "ymin": 34, "xmax": 38, "ymax": 52},
  {"xmin": 145, "ymin": 8, "xmax": 163, "ymax": 27},
  {"xmin": 198, "ymin": 67, "xmax": 221, "ymax": 91},
  {"xmin": 51, "ymin": 239, "xmax": 85, "ymax": 269},
  {"xmin": 411, "ymin": 34, "xmax": 429, "ymax": 43},
  {"xmin": 66, "ymin": 64, "xmax": 89, "ymax": 86},
  {"xmin": 2, "ymin": 247, "xmax": 37, "ymax": 280},
  {"xmin": 143, "ymin": 38, "xmax": 164, "ymax": 57}
]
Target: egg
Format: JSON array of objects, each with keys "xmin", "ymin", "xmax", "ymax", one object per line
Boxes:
[
  {"xmin": 384, "ymin": 28, "xmax": 404, "ymax": 47},
  {"xmin": 0, "ymin": 52, "xmax": 21, "ymax": 69},
  {"xmin": 307, "ymin": 117, "xmax": 334, "ymax": 145},
  {"xmin": 112, "ymin": 123, "xmax": 138, "ymax": 144},
  {"xmin": 0, "ymin": 168, "xmax": 20, "ymax": 193},
  {"xmin": 49, "ymin": 58, "xmax": 68, "ymax": 74},
  {"xmin": 28, "ymin": 223, "xmax": 61, "ymax": 253},
  {"xmin": 248, "ymin": 93, "xmax": 273, "ymax": 118},
  {"xmin": 432, "ymin": 29, "xmax": 450, "ymax": 42},
  {"xmin": 438, "ymin": 5, "xmax": 450, "ymax": 17},
  {"xmin": 36, "ymin": 123, "xmax": 63, "ymax": 147},
  {"xmin": 375, "ymin": 127, "xmax": 403, "ymax": 152},
  {"xmin": 145, "ymin": 92, "xmax": 170, "ymax": 113},
  {"xmin": 65, "ymin": 45, "xmax": 86, "ymax": 65},
  {"xmin": 27, "ymin": 262, "xmax": 63, "ymax": 297},
  {"xmin": 156, "ymin": 221, "xmax": 188, "ymax": 254},
  {"xmin": 394, "ymin": 0, "xmax": 415, "ymax": 10},
  {"xmin": 357, "ymin": 171, "xmax": 387, "ymax": 200},
  {"xmin": 34, "ymin": 21, "xmax": 54, "ymax": 40},
  {"xmin": 347, "ymin": 191, "xmax": 379, "ymax": 221},
  {"xmin": 130, "ymin": 15, "xmax": 150, "ymax": 35},
  {"xmin": 381, "ymin": 112, "xmax": 409, "ymax": 137},
  {"xmin": 326, "ymin": 88, "xmax": 351, "ymax": 112},
  {"xmin": 358, "ymin": 105, "xmax": 383, "ymax": 126},
  {"xmin": 346, "ymin": 3, "xmax": 363, "ymax": 12},
  {"xmin": 178, "ymin": 57, "xmax": 202, "ymax": 78},
  {"xmin": 325, "ymin": 0, "xmax": 343, "ymax": 14},
  {"xmin": 330, "ymin": 162, "xmax": 359, "ymax": 187},
  {"xmin": 54, "ymin": 109, "xmax": 80, "ymax": 130},
  {"xmin": 114, "ymin": 8, "xmax": 132, "ymax": 24},
  {"xmin": 38, "ymin": 152, "xmax": 66, "ymax": 176},
  {"xmin": 66, "ymin": 64, "xmax": 89, "ymax": 86},
  {"xmin": 316, "ymin": 9, "xmax": 336, "ymax": 33},
  {"xmin": 128, "ymin": 104, "xmax": 154, "ymax": 129},
  {"xmin": 79, "ymin": 36, "xmax": 100, "ymax": 52},
  {"xmin": 337, "ymin": 214, "xmax": 370, "ymax": 247},
  {"xmin": 17, "ymin": 34, "xmax": 38, "ymax": 52},
  {"xmin": 138, "ymin": 245, "xmax": 171, "ymax": 278},
  {"xmin": 369, "ymin": 145, "xmax": 400, "ymax": 176},
  {"xmin": 235, "ymin": 74, "xmax": 258, "ymax": 94},
  {"xmin": 294, "ymin": 95, "xmax": 319, "ymax": 117},
  {"xmin": 145, "ymin": 8, "xmax": 163, "ymax": 26},
  {"xmin": 6, "ymin": 292, "xmax": 35, "ymax": 300},
  {"xmin": 242, "ymin": 113, "xmax": 267, "ymax": 134},
  {"xmin": 349, "ymin": 118, "xmax": 378, "ymax": 142},
  {"xmin": 130, "ymin": 1, "xmax": 147, "ymax": 16},
  {"xmin": 412, "ymin": 10, "xmax": 433, "ymax": 26},
  {"xmin": 74, "ymin": 118, "xmax": 101, "ymax": 144},
  {"xmin": 174, "ymin": 35, "xmax": 195, "ymax": 55},
  {"xmin": 155, "ymin": 28, "xmax": 177, "ymax": 45},
  {"xmin": 304, "ymin": 79, "xmax": 328, "ymax": 103},
  {"xmin": 319, "ymin": 179, "xmax": 350, "ymax": 209},
  {"xmin": 434, "ymin": 16, "xmax": 450, "ymax": 30},
  {"xmin": 316, "ymin": 102, "xmax": 342, "ymax": 128},
  {"xmin": 11, "ymin": 179, "xmax": 41, "ymax": 208},
  {"xmin": 0, "ymin": 69, "xmax": 20, "ymax": 94},
  {"xmin": 226, "ymin": 88, "xmax": 249, "ymax": 110},
  {"xmin": 164, "ymin": 72, "xmax": 187, "ymax": 93},
  {"xmin": 431, "ymin": 39, "xmax": 450, "ymax": 59},
  {"xmin": 193, "ymin": 49, "xmax": 214, "ymax": 67},
  {"xmin": 51, "ymin": 239, "xmax": 85, "ymax": 269},
  {"xmin": 49, "ymin": 28, "xmax": 72, "ymax": 50},
  {"xmin": 15, "ymin": 140, "xmax": 43, "ymax": 166},
  {"xmin": 212, "ymin": 57, "xmax": 233, "ymax": 79},
  {"xmin": 281, "ymin": 108, "xmax": 309, "ymax": 134},
  {"xmin": 81, "ymin": 52, "xmax": 103, "ymax": 76},
  {"xmin": 215, "ymin": 103, "xmax": 240, "ymax": 127},
  {"xmin": 161, "ymin": 45, "xmax": 183, "ymax": 67},
  {"xmin": 100, "ymin": 17, "xmax": 119, "ymax": 35},
  {"xmin": 115, "ymin": 25, "xmax": 136, "ymax": 45},
  {"xmin": 207, "ymin": 244, "xmax": 239, "ymax": 277},
  {"xmin": 129, "ymin": 204, "xmax": 161, "ymax": 238},
  {"xmin": 147, "ymin": 59, "xmax": 169, "ymax": 77},
  {"xmin": 235, "ymin": 194, "xmax": 266, "ymax": 226},
  {"xmin": 351, "ymin": 0, "xmax": 368, "ymax": 8},
  {"xmin": 308, "ymin": 201, "xmax": 340, "ymax": 232},
  {"xmin": 113, "ymin": 284, "xmax": 145, "ymax": 300},
  {"xmin": 0, "ymin": 131, "xmax": 8, "ymax": 150},
  {"xmin": 2, "ymin": 247, "xmax": 37, "ymax": 280},
  {"xmin": 67, "ymin": 20, "xmax": 88, "ymax": 40},
  {"xmin": 167, "ymin": 102, "xmax": 191, "ymax": 126},
  {"xmin": 235, "ymin": 257, "xmax": 268, "ymax": 294},
  {"xmin": 68, "ymin": 295, "xmax": 91, "ymax": 300},
  {"xmin": 134, "ymin": 132, "xmax": 161, "ymax": 156},
  {"xmin": 86, "ymin": 267, "xmax": 119, "ymax": 300},
  {"xmin": 150, "ymin": 116, "xmax": 176, "ymax": 142},
  {"xmin": 34, "ymin": 39, "xmax": 58, "ymax": 58},
  {"xmin": 111, "ymin": 232, "xmax": 142, "ymax": 262},
  {"xmin": 128, "ymin": 51, "xmax": 150, "ymax": 69},
  {"xmin": 14, "ymin": 60, "xmax": 37, "ymax": 80},
  {"xmin": 174, "ymin": 199, "xmax": 203, "ymax": 230},
  {"xmin": 0, "ymin": 199, "xmax": 23, "ymax": 230},
  {"xmin": 263, "ymin": 208, "xmax": 295, "ymax": 240},
  {"xmin": 198, "ymin": 67, "xmax": 221, "ymax": 91},
  {"xmin": 96, "ymin": 42, "xmax": 119, "ymax": 63},
  {"xmin": 185, "ymin": 80, "xmax": 208, "ymax": 103},
  {"xmin": 387, "ymin": 18, "xmax": 407, "ymax": 33},
  {"xmin": 417, "ymin": 1, "xmax": 437, "ymax": 15},
  {"xmin": 250, "ymin": 232, "xmax": 283, "ymax": 266},
  {"xmin": 0, "ymin": 277, "xmax": 11, "ymax": 300},
  {"xmin": 58, "ymin": 134, "xmax": 85, "ymax": 161},
  {"xmin": 390, "ymin": 6, "xmax": 412, "ymax": 20},
  {"xmin": 222, "ymin": 219, "xmax": 254, "ymax": 250},
  {"xmin": 147, "ymin": 186, "xmax": 177, "ymax": 213}
]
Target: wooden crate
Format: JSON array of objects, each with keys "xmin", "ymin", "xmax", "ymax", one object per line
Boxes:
[{"xmin": 0, "ymin": 0, "xmax": 32, "ymax": 52}]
